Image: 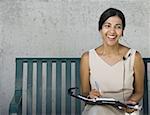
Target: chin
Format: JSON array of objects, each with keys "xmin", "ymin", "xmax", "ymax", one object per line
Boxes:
[{"xmin": 106, "ymin": 41, "xmax": 118, "ymax": 46}]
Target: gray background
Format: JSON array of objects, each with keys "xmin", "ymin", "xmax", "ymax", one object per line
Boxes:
[{"xmin": 0, "ymin": 0, "xmax": 150, "ymax": 115}]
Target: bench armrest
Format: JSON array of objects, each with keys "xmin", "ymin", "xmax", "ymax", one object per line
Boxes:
[{"xmin": 9, "ymin": 94, "xmax": 22, "ymax": 115}]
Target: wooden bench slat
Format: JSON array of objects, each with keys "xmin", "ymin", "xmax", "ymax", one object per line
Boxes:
[
  {"xmin": 15, "ymin": 60, "xmax": 23, "ymax": 92},
  {"xmin": 56, "ymin": 60, "xmax": 62, "ymax": 115},
  {"xmin": 143, "ymin": 59, "xmax": 149, "ymax": 115},
  {"xmin": 46, "ymin": 61, "xmax": 52, "ymax": 115},
  {"xmin": 27, "ymin": 61, "xmax": 33, "ymax": 115},
  {"xmin": 36, "ymin": 61, "xmax": 42, "ymax": 115},
  {"xmin": 75, "ymin": 60, "xmax": 81, "ymax": 115},
  {"xmin": 66, "ymin": 60, "xmax": 71, "ymax": 114}
]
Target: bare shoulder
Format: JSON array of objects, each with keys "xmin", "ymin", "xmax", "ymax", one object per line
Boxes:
[
  {"xmin": 80, "ymin": 51, "xmax": 90, "ymax": 72},
  {"xmin": 81, "ymin": 51, "xmax": 89, "ymax": 60},
  {"xmin": 134, "ymin": 51, "xmax": 144, "ymax": 68},
  {"xmin": 120, "ymin": 45, "xmax": 130, "ymax": 50},
  {"xmin": 80, "ymin": 51, "xmax": 90, "ymax": 68},
  {"xmin": 135, "ymin": 51, "xmax": 143, "ymax": 61},
  {"xmin": 119, "ymin": 44, "xmax": 130, "ymax": 55}
]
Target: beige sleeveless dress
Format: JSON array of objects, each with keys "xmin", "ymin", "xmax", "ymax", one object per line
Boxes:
[{"xmin": 82, "ymin": 48, "xmax": 139, "ymax": 115}]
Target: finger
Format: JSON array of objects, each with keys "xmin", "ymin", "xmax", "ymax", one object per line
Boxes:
[
  {"xmin": 126, "ymin": 108, "xmax": 135, "ymax": 113},
  {"xmin": 89, "ymin": 95, "xmax": 98, "ymax": 99},
  {"xmin": 122, "ymin": 108, "xmax": 135, "ymax": 113},
  {"xmin": 89, "ymin": 90, "xmax": 101, "ymax": 98},
  {"xmin": 90, "ymin": 92, "xmax": 100, "ymax": 97},
  {"xmin": 127, "ymin": 101, "xmax": 137, "ymax": 105},
  {"xmin": 88, "ymin": 93, "xmax": 99, "ymax": 98}
]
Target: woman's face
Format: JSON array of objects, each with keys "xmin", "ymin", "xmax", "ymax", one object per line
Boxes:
[{"xmin": 100, "ymin": 16, "xmax": 123, "ymax": 46}]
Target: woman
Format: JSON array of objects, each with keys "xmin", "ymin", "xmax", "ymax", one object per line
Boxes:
[{"xmin": 80, "ymin": 8, "xmax": 144, "ymax": 115}]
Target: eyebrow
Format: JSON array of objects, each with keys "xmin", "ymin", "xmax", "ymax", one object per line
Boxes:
[{"xmin": 103, "ymin": 22, "xmax": 122, "ymax": 25}]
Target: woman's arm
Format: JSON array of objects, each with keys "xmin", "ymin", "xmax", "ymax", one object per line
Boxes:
[
  {"xmin": 80, "ymin": 52, "xmax": 101, "ymax": 98},
  {"xmin": 127, "ymin": 51, "xmax": 145, "ymax": 103},
  {"xmin": 80, "ymin": 52, "xmax": 91, "ymax": 97}
]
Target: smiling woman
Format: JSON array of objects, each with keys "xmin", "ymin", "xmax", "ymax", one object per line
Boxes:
[
  {"xmin": 80, "ymin": 8, "xmax": 145, "ymax": 115},
  {"xmin": 100, "ymin": 16, "xmax": 123, "ymax": 47}
]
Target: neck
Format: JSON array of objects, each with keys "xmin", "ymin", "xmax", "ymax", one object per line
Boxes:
[{"xmin": 101, "ymin": 44, "xmax": 120, "ymax": 56}]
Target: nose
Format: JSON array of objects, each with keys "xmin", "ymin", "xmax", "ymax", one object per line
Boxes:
[{"xmin": 109, "ymin": 27, "xmax": 116, "ymax": 34}]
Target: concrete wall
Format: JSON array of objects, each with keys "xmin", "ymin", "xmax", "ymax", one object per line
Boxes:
[{"xmin": 0, "ymin": 0, "xmax": 150, "ymax": 114}]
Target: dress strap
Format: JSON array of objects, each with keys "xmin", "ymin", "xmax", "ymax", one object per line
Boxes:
[{"xmin": 130, "ymin": 49, "xmax": 136, "ymax": 69}]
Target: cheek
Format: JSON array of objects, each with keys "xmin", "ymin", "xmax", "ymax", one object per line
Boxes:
[
  {"xmin": 100, "ymin": 29, "xmax": 107, "ymax": 35},
  {"xmin": 117, "ymin": 30, "xmax": 123, "ymax": 36}
]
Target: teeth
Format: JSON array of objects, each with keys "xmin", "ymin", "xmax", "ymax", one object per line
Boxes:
[{"xmin": 108, "ymin": 36, "xmax": 115, "ymax": 39}]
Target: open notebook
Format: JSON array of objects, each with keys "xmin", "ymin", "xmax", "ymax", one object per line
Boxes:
[{"xmin": 68, "ymin": 87, "xmax": 142, "ymax": 111}]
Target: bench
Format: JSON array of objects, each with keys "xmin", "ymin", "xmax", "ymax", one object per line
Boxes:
[{"xmin": 9, "ymin": 58, "xmax": 150, "ymax": 115}]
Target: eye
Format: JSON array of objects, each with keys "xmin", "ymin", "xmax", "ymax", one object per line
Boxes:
[
  {"xmin": 115, "ymin": 25, "xmax": 122, "ymax": 29},
  {"xmin": 103, "ymin": 24, "xmax": 111, "ymax": 28}
]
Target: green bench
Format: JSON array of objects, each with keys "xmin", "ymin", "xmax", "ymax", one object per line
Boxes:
[{"xmin": 9, "ymin": 58, "xmax": 150, "ymax": 115}]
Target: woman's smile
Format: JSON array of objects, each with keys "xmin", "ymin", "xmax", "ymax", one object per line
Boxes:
[{"xmin": 100, "ymin": 16, "xmax": 123, "ymax": 46}]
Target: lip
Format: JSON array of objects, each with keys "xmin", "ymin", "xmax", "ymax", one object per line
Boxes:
[{"xmin": 107, "ymin": 36, "xmax": 116, "ymax": 41}]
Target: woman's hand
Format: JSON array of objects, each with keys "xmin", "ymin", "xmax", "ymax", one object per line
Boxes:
[
  {"xmin": 123, "ymin": 100, "xmax": 137, "ymax": 113},
  {"xmin": 87, "ymin": 89, "xmax": 102, "ymax": 99},
  {"xmin": 123, "ymin": 108, "xmax": 135, "ymax": 113}
]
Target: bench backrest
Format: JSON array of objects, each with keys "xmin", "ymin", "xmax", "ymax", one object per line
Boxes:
[
  {"xmin": 12, "ymin": 58, "xmax": 150, "ymax": 115},
  {"xmin": 15, "ymin": 58, "xmax": 81, "ymax": 115}
]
